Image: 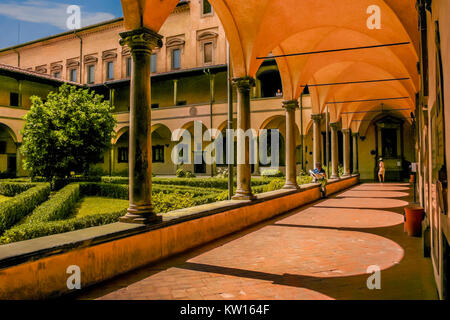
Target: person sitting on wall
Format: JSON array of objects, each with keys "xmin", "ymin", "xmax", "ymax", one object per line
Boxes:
[{"xmin": 310, "ymin": 162, "xmax": 327, "ymax": 197}]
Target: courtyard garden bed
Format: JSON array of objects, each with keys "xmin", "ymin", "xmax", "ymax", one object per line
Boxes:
[{"xmin": 0, "ymin": 175, "xmax": 313, "ymax": 244}]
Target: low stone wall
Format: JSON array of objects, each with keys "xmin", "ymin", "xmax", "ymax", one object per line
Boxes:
[
  {"xmin": 0, "ymin": 175, "xmax": 359, "ymax": 299},
  {"xmin": 326, "ymin": 175, "xmax": 359, "ymax": 196}
]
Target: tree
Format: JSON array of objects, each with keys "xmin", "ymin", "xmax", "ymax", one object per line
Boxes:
[{"xmin": 21, "ymin": 84, "xmax": 117, "ymax": 181}]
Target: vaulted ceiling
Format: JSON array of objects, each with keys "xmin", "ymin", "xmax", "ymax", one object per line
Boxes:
[{"xmin": 120, "ymin": 0, "xmax": 419, "ymax": 133}]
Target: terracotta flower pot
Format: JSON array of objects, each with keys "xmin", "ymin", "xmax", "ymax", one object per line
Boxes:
[
  {"xmin": 410, "ymin": 175, "xmax": 415, "ymax": 183},
  {"xmin": 404, "ymin": 206, "xmax": 424, "ymax": 237}
]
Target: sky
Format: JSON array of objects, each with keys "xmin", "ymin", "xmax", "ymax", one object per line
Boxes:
[{"xmin": 0, "ymin": 0, "xmax": 123, "ymax": 49}]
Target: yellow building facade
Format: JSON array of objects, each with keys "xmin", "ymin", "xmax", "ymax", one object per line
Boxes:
[{"xmin": 0, "ymin": 0, "xmax": 415, "ymax": 181}]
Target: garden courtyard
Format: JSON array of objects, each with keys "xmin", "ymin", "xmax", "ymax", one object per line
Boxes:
[{"xmin": 0, "ymin": 174, "xmax": 314, "ymax": 244}]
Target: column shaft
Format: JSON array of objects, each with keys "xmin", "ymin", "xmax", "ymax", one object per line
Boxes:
[
  {"xmin": 342, "ymin": 129, "xmax": 351, "ymax": 177},
  {"xmin": 330, "ymin": 123, "xmax": 339, "ymax": 179},
  {"xmin": 311, "ymin": 114, "xmax": 323, "ymax": 168},
  {"xmin": 283, "ymin": 100, "xmax": 300, "ymax": 190},
  {"xmin": 352, "ymin": 133, "xmax": 359, "ymax": 174},
  {"xmin": 119, "ymin": 28, "xmax": 163, "ymax": 224},
  {"xmin": 232, "ymin": 77, "xmax": 256, "ymax": 201}
]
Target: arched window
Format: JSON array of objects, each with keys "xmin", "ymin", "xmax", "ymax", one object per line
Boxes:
[{"xmin": 257, "ymin": 69, "xmax": 282, "ymax": 98}]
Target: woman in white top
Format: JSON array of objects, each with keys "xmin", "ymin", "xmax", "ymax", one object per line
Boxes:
[{"xmin": 378, "ymin": 158, "xmax": 385, "ymax": 182}]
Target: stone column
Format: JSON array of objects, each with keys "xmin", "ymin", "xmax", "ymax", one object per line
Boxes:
[
  {"xmin": 342, "ymin": 129, "xmax": 351, "ymax": 177},
  {"xmin": 330, "ymin": 122, "xmax": 339, "ymax": 179},
  {"xmin": 253, "ymin": 137, "xmax": 260, "ymax": 175},
  {"xmin": 15, "ymin": 142, "xmax": 22, "ymax": 177},
  {"xmin": 119, "ymin": 28, "xmax": 163, "ymax": 224},
  {"xmin": 352, "ymin": 132, "xmax": 359, "ymax": 174},
  {"xmin": 283, "ymin": 100, "xmax": 300, "ymax": 190},
  {"xmin": 311, "ymin": 114, "xmax": 323, "ymax": 168},
  {"xmin": 232, "ymin": 77, "xmax": 256, "ymax": 201}
]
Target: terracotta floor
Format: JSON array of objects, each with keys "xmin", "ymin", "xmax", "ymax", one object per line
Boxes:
[{"xmin": 78, "ymin": 183, "xmax": 438, "ymax": 300}]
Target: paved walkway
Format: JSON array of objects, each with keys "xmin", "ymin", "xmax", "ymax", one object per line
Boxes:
[{"xmin": 78, "ymin": 183, "xmax": 438, "ymax": 300}]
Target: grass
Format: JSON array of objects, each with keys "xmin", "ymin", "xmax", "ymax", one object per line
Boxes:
[
  {"xmin": 0, "ymin": 195, "xmax": 11, "ymax": 203},
  {"xmin": 75, "ymin": 197, "xmax": 129, "ymax": 218}
]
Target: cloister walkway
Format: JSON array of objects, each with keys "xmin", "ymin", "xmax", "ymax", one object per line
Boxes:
[{"xmin": 79, "ymin": 183, "xmax": 437, "ymax": 300}]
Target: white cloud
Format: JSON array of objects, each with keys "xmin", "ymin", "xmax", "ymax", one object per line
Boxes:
[{"xmin": 0, "ymin": 0, "xmax": 115, "ymax": 30}]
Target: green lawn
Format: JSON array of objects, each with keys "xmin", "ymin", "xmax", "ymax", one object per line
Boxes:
[
  {"xmin": 0, "ymin": 195, "xmax": 11, "ymax": 203},
  {"xmin": 75, "ymin": 197, "xmax": 129, "ymax": 218}
]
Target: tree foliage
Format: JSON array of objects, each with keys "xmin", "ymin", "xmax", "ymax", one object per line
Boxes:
[{"xmin": 21, "ymin": 84, "xmax": 117, "ymax": 180}]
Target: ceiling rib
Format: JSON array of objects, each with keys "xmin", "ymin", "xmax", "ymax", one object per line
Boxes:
[{"xmin": 256, "ymin": 42, "xmax": 411, "ymax": 59}]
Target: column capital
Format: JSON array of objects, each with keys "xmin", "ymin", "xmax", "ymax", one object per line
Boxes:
[
  {"xmin": 329, "ymin": 122, "xmax": 340, "ymax": 130},
  {"xmin": 342, "ymin": 128, "xmax": 351, "ymax": 134},
  {"xmin": 282, "ymin": 100, "xmax": 299, "ymax": 110},
  {"xmin": 352, "ymin": 132, "xmax": 360, "ymax": 138},
  {"xmin": 119, "ymin": 27, "xmax": 163, "ymax": 53},
  {"xmin": 233, "ymin": 76, "xmax": 255, "ymax": 92},
  {"xmin": 311, "ymin": 114, "xmax": 323, "ymax": 122}
]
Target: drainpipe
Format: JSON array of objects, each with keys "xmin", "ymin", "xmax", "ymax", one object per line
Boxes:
[
  {"xmin": 300, "ymin": 92, "xmax": 304, "ymax": 171},
  {"xmin": 74, "ymin": 31, "xmax": 83, "ymax": 84},
  {"xmin": 204, "ymin": 68, "xmax": 215, "ymax": 177},
  {"xmin": 104, "ymin": 82, "xmax": 115, "ymax": 176},
  {"xmin": 13, "ymin": 49, "xmax": 20, "ymax": 68},
  {"xmin": 227, "ymin": 42, "xmax": 234, "ymax": 199}
]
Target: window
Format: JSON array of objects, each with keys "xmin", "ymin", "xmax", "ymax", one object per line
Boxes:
[
  {"xmin": 177, "ymin": 144, "xmax": 189, "ymax": 164},
  {"xmin": 203, "ymin": 42, "xmax": 213, "ymax": 64},
  {"xmin": 10, "ymin": 92, "xmax": 19, "ymax": 107},
  {"xmin": 151, "ymin": 54, "xmax": 157, "ymax": 73},
  {"xmin": 118, "ymin": 147, "xmax": 128, "ymax": 163},
  {"xmin": 70, "ymin": 69, "xmax": 77, "ymax": 82},
  {"xmin": 202, "ymin": 0, "xmax": 212, "ymax": 15},
  {"xmin": 126, "ymin": 57, "xmax": 132, "ymax": 77},
  {"xmin": 381, "ymin": 128, "xmax": 398, "ymax": 158},
  {"xmin": 172, "ymin": 49, "xmax": 181, "ymax": 70},
  {"xmin": 53, "ymin": 72, "xmax": 61, "ymax": 79},
  {"xmin": 257, "ymin": 69, "xmax": 283, "ymax": 98},
  {"xmin": 87, "ymin": 65, "xmax": 95, "ymax": 84},
  {"xmin": 106, "ymin": 61, "xmax": 114, "ymax": 80},
  {"xmin": 0, "ymin": 141, "xmax": 6, "ymax": 154},
  {"xmin": 152, "ymin": 145, "xmax": 164, "ymax": 163}
]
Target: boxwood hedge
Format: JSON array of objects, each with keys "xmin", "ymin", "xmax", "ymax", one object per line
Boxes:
[
  {"xmin": 0, "ymin": 184, "xmax": 51, "ymax": 235},
  {"xmin": 0, "ymin": 210, "xmax": 125, "ymax": 245},
  {"xmin": 22, "ymin": 184, "xmax": 80, "ymax": 224},
  {"xmin": 0, "ymin": 182, "xmax": 35, "ymax": 197}
]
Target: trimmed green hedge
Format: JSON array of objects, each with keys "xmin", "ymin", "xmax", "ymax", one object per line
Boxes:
[
  {"xmin": 153, "ymin": 184, "xmax": 223, "ymax": 196},
  {"xmin": 152, "ymin": 177, "xmax": 270, "ymax": 189},
  {"xmin": 0, "ymin": 182, "xmax": 35, "ymax": 197},
  {"xmin": 22, "ymin": 184, "xmax": 80, "ymax": 224},
  {"xmin": 79, "ymin": 182, "xmax": 128, "ymax": 200},
  {"xmin": 0, "ymin": 184, "xmax": 51, "ymax": 235},
  {"xmin": 0, "ymin": 210, "xmax": 125, "ymax": 245},
  {"xmin": 153, "ymin": 192, "xmax": 196, "ymax": 213},
  {"xmin": 101, "ymin": 176, "xmax": 129, "ymax": 184},
  {"xmin": 262, "ymin": 178, "xmax": 285, "ymax": 192}
]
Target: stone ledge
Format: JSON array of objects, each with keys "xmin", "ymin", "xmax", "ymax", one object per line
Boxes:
[{"xmin": 0, "ymin": 182, "xmax": 320, "ymax": 271}]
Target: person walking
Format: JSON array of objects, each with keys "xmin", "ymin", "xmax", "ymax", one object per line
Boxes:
[{"xmin": 378, "ymin": 158, "xmax": 385, "ymax": 182}]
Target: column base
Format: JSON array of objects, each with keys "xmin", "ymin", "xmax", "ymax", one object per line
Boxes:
[
  {"xmin": 283, "ymin": 182, "xmax": 300, "ymax": 190},
  {"xmin": 342, "ymin": 173, "xmax": 351, "ymax": 177},
  {"xmin": 232, "ymin": 190, "xmax": 256, "ymax": 201},
  {"xmin": 330, "ymin": 174, "xmax": 340, "ymax": 180},
  {"xmin": 120, "ymin": 205, "xmax": 162, "ymax": 224}
]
